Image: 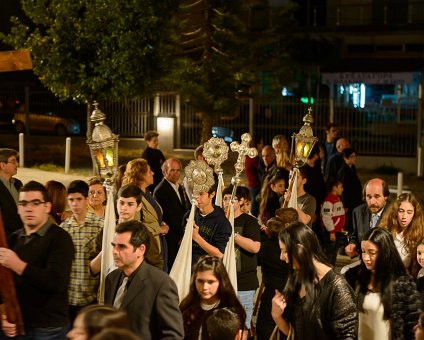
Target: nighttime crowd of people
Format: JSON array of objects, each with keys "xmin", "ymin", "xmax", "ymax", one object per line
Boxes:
[{"xmin": 1, "ymin": 125, "xmax": 424, "ymax": 340}]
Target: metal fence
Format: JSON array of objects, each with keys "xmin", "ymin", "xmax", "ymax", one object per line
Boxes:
[
  {"xmin": 101, "ymin": 98, "xmax": 152, "ymax": 137},
  {"xmin": 177, "ymin": 96, "xmax": 420, "ymax": 156},
  {"xmin": 0, "ymin": 89, "xmax": 420, "ymax": 157}
]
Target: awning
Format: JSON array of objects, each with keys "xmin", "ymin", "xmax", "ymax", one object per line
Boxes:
[{"xmin": 0, "ymin": 50, "xmax": 32, "ymax": 73}]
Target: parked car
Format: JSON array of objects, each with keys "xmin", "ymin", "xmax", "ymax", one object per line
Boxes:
[
  {"xmin": 12, "ymin": 111, "xmax": 81, "ymax": 135},
  {"xmin": 0, "ymin": 95, "xmax": 17, "ymax": 132}
]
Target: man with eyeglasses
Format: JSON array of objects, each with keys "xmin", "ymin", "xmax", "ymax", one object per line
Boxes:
[
  {"xmin": 0, "ymin": 148, "xmax": 23, "ymax": 237},
  {"xmin": 0, "ymin": 180, "xmax": 74, "ymax": 339}
]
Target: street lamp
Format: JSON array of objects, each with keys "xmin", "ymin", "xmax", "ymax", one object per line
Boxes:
[{"xmin": 87, "ymin": 101, "xmax": 119, "ymax": 179}]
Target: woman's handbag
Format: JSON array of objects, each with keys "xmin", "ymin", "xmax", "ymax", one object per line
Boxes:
[{"xmin": 269, "ymin": 323, "xmax": 294, "ymax": 340}]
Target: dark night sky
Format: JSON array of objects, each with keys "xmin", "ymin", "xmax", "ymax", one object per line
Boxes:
[{"xmin": 0, "ymin": 0, "xmax": 25, "ymax": 50}]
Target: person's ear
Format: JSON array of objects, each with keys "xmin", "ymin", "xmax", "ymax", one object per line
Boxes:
[
  {"xmin": 209, "ymin": 191, "xmax": 216, "ymax": 199},
  {"xmin": 136, "ymin": 203, "xmax": 142, "ymax": 212},
  {"xmin": 137, "ymin": 244, "xmax": 146, "ymax": 257},
  {"xmin": 45, "ymin": 201, "xmax": 52, "ymax": 214}
]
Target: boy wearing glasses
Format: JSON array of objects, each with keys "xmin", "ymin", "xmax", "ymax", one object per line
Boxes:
[
  {"xmin": 0, "ymin": 148, "xmax": 23, "ymax": 237},
  {"xmin": 0, "ymin": 180, "xmax": 74, "ymax": 339}
]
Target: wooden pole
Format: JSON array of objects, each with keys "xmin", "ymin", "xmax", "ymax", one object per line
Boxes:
[{"xmin": 0, "ymin": 211, "xmax": 25, "ymax": 335}]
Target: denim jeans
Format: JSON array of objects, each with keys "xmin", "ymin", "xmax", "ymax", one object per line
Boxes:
[
  {"xmin": 323, "ymin": 231, "xmax": 343, "ymax": 266},
  {"xmin": 248, "ymin": 187, "xmax": 260, "ymax": 217},
  {"xmin": 238, "ymin": 289, "xmax": 256, "ymax": 329},
  {"xmin": 14, "ymin": 326, "xmax": 68, "ymax": 340}
]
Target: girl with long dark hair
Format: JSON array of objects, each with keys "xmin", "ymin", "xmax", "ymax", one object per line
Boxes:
[
  {"xmin": 180, "ymin": 256, "xmax": 246, "ymax": 340},
  {"xmin": 271, "ymin": 221, "xmax": 357, "ymax": 339},
  {"xmin": 357, "ymin": 227, "xmax": 421, "ymax": 339}
]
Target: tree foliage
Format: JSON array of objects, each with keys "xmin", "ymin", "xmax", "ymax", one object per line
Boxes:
[
  {"xmin": 1, "ymin": 0, "xmax": 180, "ymax": 103},
  {"xmin": 166, "ymin": 0, "xmax": 255, "ymax": 143}
]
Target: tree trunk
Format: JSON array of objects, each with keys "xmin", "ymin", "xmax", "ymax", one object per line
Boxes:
[
  {"xmin": 200, "ymin": 112, "xmax": 213, "ymax": 145},
  {"xmin": 86, "ymin": 100, "xmax": 93, "ymax": 140},
  {"xmin": 85, "ymin": 99, "xmax": 97, "ymax": 175}
]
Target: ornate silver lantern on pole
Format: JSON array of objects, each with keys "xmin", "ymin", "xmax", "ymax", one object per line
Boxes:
[
  {"xmin": 202, "ymin": 137, "xmax": 229, "ymax": 207},
  {"xmin": 87, "ymin": 101, "xmax": 119, "ymax": 180},
  {"xmin": 283, "ymin": 107, "xmax": 318, "ymax": 208},
  {"xmin": 86, "ymin": 101, "xmax": 119, "ymax": 303},
  {"xmin": 290, "ymin": 107, "xmax": 318, "ymax": 168}
]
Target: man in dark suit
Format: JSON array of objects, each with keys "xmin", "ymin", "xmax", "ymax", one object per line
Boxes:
[
  {"xmin": 105, "ymin": 220, "xmax": 184, "ymax": 340},
  {"xmin": 345, "ymin": 178, "xmax": 390, "ymax": 257},
  {"xmin": 0, "ymin": 148, "xmax": 23, "ymax": 237},
  {"xmin": 154, "ymin": 158, "xmax": 190, "ymax": 271},
  {"xmin": 322, "ymin": 122, "xmax": 338, "ymax": 172},
  {"xmin": 324, "ymin": 138, "xmax": 350, "ymax": 182}
]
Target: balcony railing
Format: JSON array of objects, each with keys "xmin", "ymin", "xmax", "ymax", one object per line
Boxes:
[{"xmin": 248, "ymin": 2, "xmax": 424, "ymax": 31}]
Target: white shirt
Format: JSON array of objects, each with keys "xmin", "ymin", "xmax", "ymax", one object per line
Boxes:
[
  {"xmin": 166, "ymin": 178, "xmax": 183, "ymax": 202},
  {"xmin": 394, "ymin": 232, "xmax": 411, "ymax": 268},
  {"xmin": 359, "ymin": 292, "xmax": 391, "ymax": 340}
]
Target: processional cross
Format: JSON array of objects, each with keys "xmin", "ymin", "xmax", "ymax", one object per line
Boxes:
[{"xmin": 229, "ymin": 133, "xmax": 257, "ymax": 199}]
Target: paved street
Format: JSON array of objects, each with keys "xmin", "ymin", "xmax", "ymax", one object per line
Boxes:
[{"xmin": 17, "ymin": 167, "xmax": 90, "ymax": 187}]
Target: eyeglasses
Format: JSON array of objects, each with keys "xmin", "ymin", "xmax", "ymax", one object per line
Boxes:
[
  {"xmin": 1, "ymin": 159, "xmax": 18, "ymax": 164},
  {"xmin": 18, "ymin": 200, "xmax": 46, "ymax": 207}
]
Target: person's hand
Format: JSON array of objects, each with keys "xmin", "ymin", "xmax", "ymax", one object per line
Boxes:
[
  {"xmin": 192, "ymin": 223, "xmax": 200, "ymax": 242},
  {"xmin": 0, "ymin": 248, "xmax": 26, "ymax": 274},
  {"xmin": 61, "ymin": 210, "xmax": 72, "ymax": 221},
  {"xmin": 1, "ymin": 314, "xmax": 17, "ymax": 337},
  {"xmin": 271, "ymin": 290, "xmax": 287, "ymax": 319},
  {"xmin": 160, "ymin": 223, "xmax": 169, "ymax": 235},
  {"xmin": 329, "ymin": 233, "xmax": 336, "ymax": 242},
  {"xmin": 284, "ymin": 189, "xmax": 291, "ymax": 202},
  {"xmin": 345, "ymin": 244, "xmax": 359, "ymax": 257}
]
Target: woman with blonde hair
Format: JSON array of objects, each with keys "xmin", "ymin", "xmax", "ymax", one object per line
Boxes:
[
  {"xmin": 380, "ymin": 193, "xmax": 424, "ymax": 270},
  {"xmin": 122, "ymin": 158, "xmax": 169, "ymax": 271}
]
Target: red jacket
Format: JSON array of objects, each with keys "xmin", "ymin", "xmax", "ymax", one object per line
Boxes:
[{"xmin": 321, "ymin": 192, "xmax": 345, "ymax": 233}]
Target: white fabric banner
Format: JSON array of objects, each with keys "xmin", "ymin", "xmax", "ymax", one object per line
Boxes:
[
  {"xmin": 169, "ymin": 203, "xmax": 195, "ymax": 302},
  {"xmin": 223, "ymin": 202, "xmax": 238, "ymax": 292},
  {"xmin": 98, "ymin": 185, "xmax": 116, "ymax": 304},
  {"xmin": 215, "ymin": 173, "xmax": 224, "ymax": 208},
  {"xmin": 288, "ymin": 169, "xmax": 298, "ymax": 209}
]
